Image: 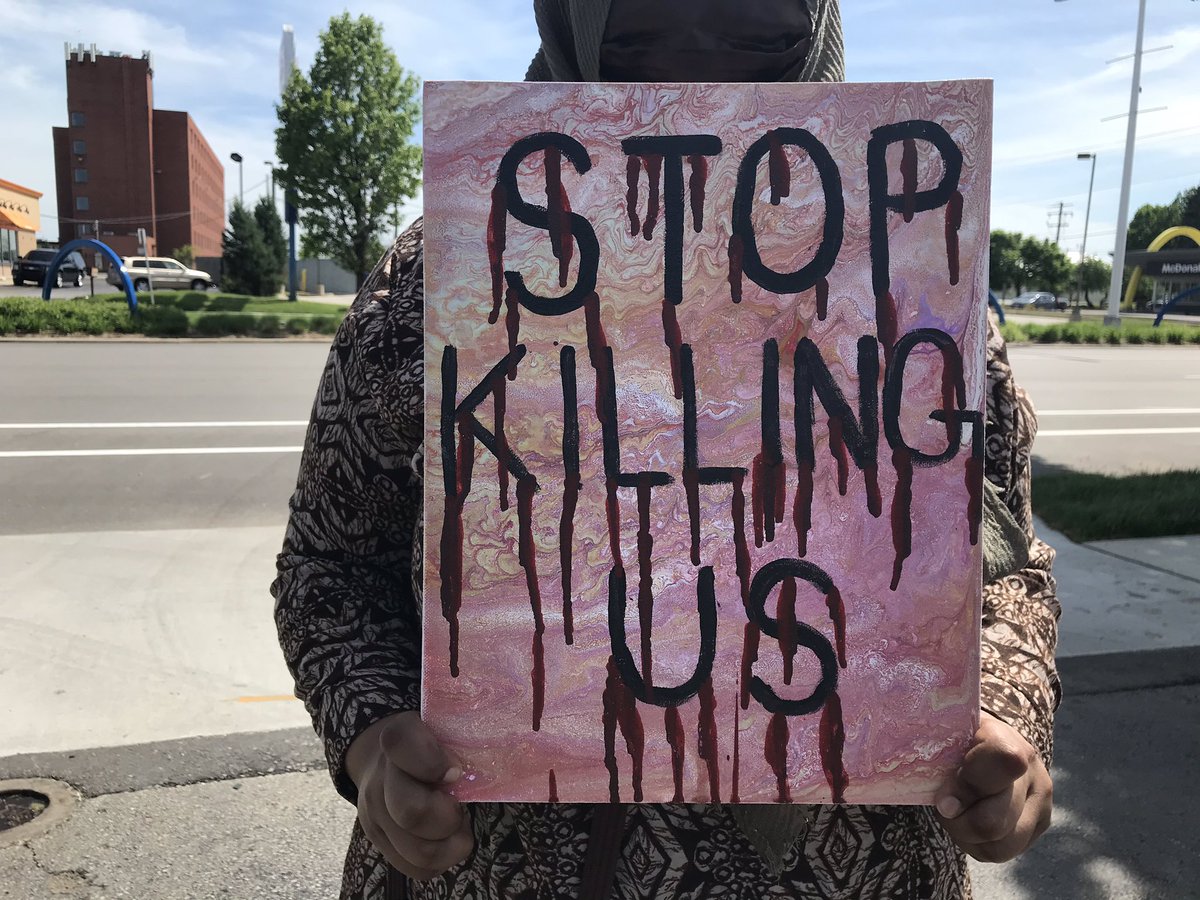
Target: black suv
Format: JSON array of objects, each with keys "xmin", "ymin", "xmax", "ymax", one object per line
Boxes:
[{"xmin": 12, "ymin": 249, "xmax": 88, "ymax": 288}]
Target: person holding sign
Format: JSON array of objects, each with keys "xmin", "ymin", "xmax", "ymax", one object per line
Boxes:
[{"xmin": 272, "ymin": 1, "xmax": 1059, "ymax": 898}]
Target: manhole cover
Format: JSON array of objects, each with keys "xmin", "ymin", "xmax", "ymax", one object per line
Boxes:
[
  {"xmin": 0, "ymin": 790, "xmax": 49, "ymax": 832},
  {"xmin": 0, "ymin": 779, "xmax": 79, "ymax": 846}
]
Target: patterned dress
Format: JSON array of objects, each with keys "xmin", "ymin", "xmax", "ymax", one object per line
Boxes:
[{"xmin": 272, "ymin": 221, "xmax": 1061, "ymax": 900}]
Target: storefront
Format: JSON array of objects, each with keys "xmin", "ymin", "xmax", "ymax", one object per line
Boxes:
[
  {"xmin": 0, "ymin": 178, "xmax": 42, "ymax": 284},
  {"xmin": 1126, "ymin": 247, "xmax": 1200, "ymax": 314}
]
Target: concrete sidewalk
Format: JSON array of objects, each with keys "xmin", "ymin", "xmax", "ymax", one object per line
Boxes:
[{"xmin": 3, "ymin": 523, "xmax": 1198, "ymax": 899}]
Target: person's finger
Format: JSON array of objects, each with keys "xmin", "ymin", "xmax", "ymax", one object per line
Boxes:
[
  {"xmin": 382, "ymin": 766, "xmax": 466, "ymax": 841},
  {"xmin": 386, "ymin": 808, "xmax": 475, "ymax": 877},
  {"xmin": 935, "ymin": 732, "xmax": 1032, "ymax": 818},
  {"xmin": 378, "ymin": 714, "xmax": 462, "ymax": 785},
  {"xmin": 938, "ymin": 780, "xmax": 1024, "ymax": 846},
  {"xmin": 959, "ymin": 783, "xmax": 1051, "ymax": 864},
  {"xmin": 357, "ymin": 780, "xmax": 444, "ymax": 881}
]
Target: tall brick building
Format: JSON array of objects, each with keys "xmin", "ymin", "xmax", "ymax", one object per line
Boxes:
[{"xmin": 52, "ymin": 45, "xmax": 224, "ymax": 261}]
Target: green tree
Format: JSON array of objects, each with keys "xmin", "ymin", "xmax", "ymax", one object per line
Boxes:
[
  {"xmin": 1177, "ymin": 185, "xmax": 1200, "ymax": 234},
  {"xmin": 989, "ymin": 230, "xmax": 1024, "ymax": 295},
  {"xmin": 254, "ymin": 197, "xmax": 287, "ymax": 294},
  {"xmin": 1019, "ymin": 236, "xmax": 1073, "ymax": 295},
  {"xmin": 275, "ymin": 13, "xmax": 422, "ymax": 287},
  {"xmin": 1076, "ymin": 257, "xmax": 1111, "ymax": 308},
  {"xmin": 222, "ymin": 201, "xmax": 276, "ymax": 296},
  {"xmin": 1127, "ymin": 199, "xmax": 1181, "ymax": 251},
  {"xmin": 171, "ymin": 244, "xmax": 195, "ymax": 267}
]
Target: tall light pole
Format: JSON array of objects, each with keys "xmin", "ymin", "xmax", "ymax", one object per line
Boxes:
[
  {"xmin": 265, "ymin": 161, "xmax": 275, "ymax": 206},
  {"xmin": 230, "ymin": 152, "xmax": 244, "ymax": 208},
  {"xmin": 1074, "ymin": 152, "xmax": 1097, "ymax": 320}
]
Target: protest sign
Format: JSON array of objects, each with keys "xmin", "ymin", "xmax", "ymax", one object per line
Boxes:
[{"xmin": 423, "ymin": 80, "xmax": 991, "ymax": 804}]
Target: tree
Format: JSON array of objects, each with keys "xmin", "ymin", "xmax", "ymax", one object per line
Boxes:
[
  {"xmin": 254, "ymin": 197, "xmax": 287, "ymax": 292},
  {"xmin": 1019, "ymin": 236, "xmax": 1073, "ymax": 295},
  {"xmin": 1127, "ymin": 200, "xmax": 1181, "ymax": 251},
  {"xmin": 989, "ymin": 230, "xmax": 1024, "ymax": 295},
  {"xmin": 1076, "ymin": 257, "xmax": 1111, "ymax": 308},
  {"xmin": 222, "ymin": 201, "xmax": 277, "ymax": 296},
  {"xmin": 171, "ymin": 244, "xmax": 195, "ymax": 267},
  {"xmin": 275, "ymin": 13, "xmax": 422, "ymax": 287}
]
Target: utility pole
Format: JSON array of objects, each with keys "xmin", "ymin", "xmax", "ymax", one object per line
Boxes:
[
  {"xmin": 1073, "ymin": 152, "xmax": 1098, "ymax": 320},
  {"xmin": 1047, "ymin": 202, "xmax": 1073, "ymax": 245}
]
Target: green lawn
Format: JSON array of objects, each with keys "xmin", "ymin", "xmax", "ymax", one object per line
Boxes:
[
  {"xmin": 1001, "ymin": 317, "xmax": 1200, "ymax": 346},
  {"xmin": 1034, "ymin": 469, "xmax": 1200, "ymax": 542}
]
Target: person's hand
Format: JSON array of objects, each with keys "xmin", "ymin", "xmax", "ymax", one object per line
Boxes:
[
  {"xmin": 344, "ymin": 711, "xmax": 474, "ymax": 880},
  {"xmin": 934, "ymin": 711, "xmax": 1053, "ymax": 863}
]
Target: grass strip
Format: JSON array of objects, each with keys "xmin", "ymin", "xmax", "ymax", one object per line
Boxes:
[{"xmin": 1034, "ymin": 469, "xmax": 1200, "ymax": 542}]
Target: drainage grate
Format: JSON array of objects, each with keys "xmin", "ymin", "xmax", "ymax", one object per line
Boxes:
[{"xmin": 0, "ymin": 790, "xmax": 50, "ymax": 832}]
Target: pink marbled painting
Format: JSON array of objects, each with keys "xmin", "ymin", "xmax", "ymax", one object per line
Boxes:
[{"xmin": 423, "ymin": 81, "xmax": 991, "ymax": 805}]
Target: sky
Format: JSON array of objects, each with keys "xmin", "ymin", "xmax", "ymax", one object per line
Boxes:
[{"xmin": 4, "ymin": 0, "xmax": 1199, "ymax": 263}]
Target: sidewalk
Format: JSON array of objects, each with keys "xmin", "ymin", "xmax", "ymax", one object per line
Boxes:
[{"xmin": 3, "ymin": 523, "xmax": 1198, "ymax": 899}]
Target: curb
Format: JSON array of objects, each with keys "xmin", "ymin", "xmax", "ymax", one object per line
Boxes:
[{"xmin": 1059, "ymin": 645, "xmax": 1200, "ymax": 696}]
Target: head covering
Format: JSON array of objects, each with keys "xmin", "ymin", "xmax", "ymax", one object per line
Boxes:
[{"xmin": 526, "ymin": 0, "xmax": 844, "ymax": 83}]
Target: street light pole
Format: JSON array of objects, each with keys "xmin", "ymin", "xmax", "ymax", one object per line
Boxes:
[
  {"xmin": 230, "ymin": 152, "xmax": 244, "ymax": 208},
  {"xmin": 1104, "ymin": 0, "xmax": 1147, "ymax": 326},
  {"xmin": 265, "ymin": 162, "xmax": 276, "ymax": 206},
  {"xmin": 1073, "ymin": 152, "xmax": 1097, "ymax": 321}
]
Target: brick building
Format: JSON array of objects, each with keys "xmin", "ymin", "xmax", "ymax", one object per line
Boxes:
[{"xmin": 51, "ymin": 45, "xmax": 224, "ymax": 262}]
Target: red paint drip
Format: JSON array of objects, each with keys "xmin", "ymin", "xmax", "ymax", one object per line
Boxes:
[
  {"xmin": 728, "ymin": 234, "xmax": 744, "ymax": 303},
  {"xmin": 765, "ymin": 712, "xmax": 792, "ymax": 803},
  {"xmin": 636, "ymin": 479, "xmax": 655, "ymax": 699},
  {"xmin": 559, "ymin": 471, "xmax": 580, "ymax": 644},
  {"xmin": 605, "ymin": 478, "xmax": 623, "ymax": 571},
  {"xmin": 794, "ymin": 459, "xmax": 814, "ymax": 557},
  {"xmin": 731, "ymin": 679, "xmax": 741, "ymax": 803},
  {"xmin": 625, "ymin": 154, "xmax": 642, "ymax": 237},
  {"xmin": 749, "ymin": 452, "xmax": 788, "ymax": 547},
  {"xmin": 946, "ymin": 190, "xmax": 964, "ymax": 286},
  {"xmin": 544, "ymin": 148, "xmax": 574, "ymax": 289},
  {"xmin": 901, "ymin": 138, "xmax": 918, "ymax": 223},
  {"xmin": 890, "ymin": 447, "xmax": 913, "ymax": 591},
  {"xmin": 864, "ymin": 464, "xmax": 882, "ymax": 518},
  {"xmin": 876, "ymin": 290, "xmax": 899, "ymax": 365},
  {"xmin": 967, "ymin": 457, "xmax": 984, "ymax": 547},
  {"xmin": 828, "ymin": 417, "xmax": 850, "ymax": 497},
  {"xmin": 517, "ymin": 477, "xmax": 545, "ymax": 731},
  {"xmin": 732, "ymin": 472, "xmax": 752, "ymax": 610},
  {"xmin": 816, "ymin": 276, "xmax": 829, "ymax": 322},
  {"xmin": 662, "ymin": 300, "xmax": 684, "ymax": 400},
  {"xmin": 504, "ymin": 283, "xmax": 520, "ymax": 381},
  {"xmin": 601, "ymin": 659, "xmax": 620, "ymax": 801},
  {"xmin": 548, "ymin": 769, "xmax": 559, "ymax": 803},
  {"xmin": 778, "ymin": 576, "xmax": 798, "ymax": 685},
  {"xmin": 826, "ymin": 586, "xmax": 847, "ymax": 668},
  {"xmin": 697, "ymin": 677, "xmax": 720, "ymax": 802},
  {"xmin": 665, "ymin": 707, "xmax": 686, "ymax": 802},
  {"xmin": 486, "ymin": 183, "xmax": 507, "ymax": 322},
  {"xmin": 688, "ymin": 154, "xmax": 708, "ymax": 232},
  {"xmin": 750, "ymin": 453, "xmax": 766, "ymax": 548},
  {"xmin": 768, "ymin": 132, "xmax": 791, "ymax": 205},
  {"xmin": 739, "ymin": 622, "xmax": 760, "ymax": 713},
  {"xmin": 441, "ymin": 415, "xmax": 477, "ymax": 678},
  {"xmin": 819, "ymin": 691, "xmax": 849, "ymax": 803},
  {"xmin": 605, "ymin": 657, "xmax": 645, "ymax": 802},
  {"xmin": 584, "ymin": 293, "xmax": 610, "ymax": 414},
  {"xmin": 494, "ymin": 377, "xmax": 510, "ymax": 511},
  {"xmin": 642, "ymin": 154, "xmax": 663, "ymax": 240},
  {"xmin": 684, "ymin": 468, "xmax": 701, "ymax": 566}
]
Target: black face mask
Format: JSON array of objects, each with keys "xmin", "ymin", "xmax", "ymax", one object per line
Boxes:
[{"xmin": 599, "ymin": 0, "xmax": 817, "ymax": 83}]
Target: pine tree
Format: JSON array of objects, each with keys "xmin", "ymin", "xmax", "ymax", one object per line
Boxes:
[
  {"xmin": 254, "ymin": 197, "xmax": 287, "ymax": 295},
  {"xmin": 221, "ymin": 201, "xmax": 276, "ymax": 297}
]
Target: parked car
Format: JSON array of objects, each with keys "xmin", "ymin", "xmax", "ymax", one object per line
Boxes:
[
  {"xmin": 107, "ymin": 256, "xmax": 214, "ymax": 292},
  {"xmin": 12, "ymin": 249, "xmax": 88, "ymax": 288},
  {"xmin": 1009, "ymin": 291, "xmax": 1065, "ymax": 310}
]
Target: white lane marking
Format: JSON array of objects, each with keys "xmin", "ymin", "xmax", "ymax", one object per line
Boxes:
[
  {"xmin": 0, "ymin": 421, "xmax": 307, "ymax": 429},
  {"xmin": 1038, "ymin": 427, "xmax": 1200, "ymax": 437},
  {"xmin": 0, "ymin": 447, "xmax": 304, "ymax": 459},
  {"xmin": 1039, "ymin": 408, "xmax": 1200, "ymax": 416}
]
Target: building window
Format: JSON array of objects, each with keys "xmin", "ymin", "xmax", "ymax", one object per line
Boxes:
[
  {"xmin": 72, "ymin": 140, "xmax": 86, "ymax": 155},
  {"xmin": 74, "ymin": 168, "xmax": 88, "ymax": 183},
  {"xmin": 75, "ymin": 223, "xmax": 93, "ymax": 237},
  {"xmin": 70, "ymin": 111, "xmax": 86, "ymax": 127},
  {"xmin": 76, "ymin": 196, "xmax": 90, "ymax": 211}
]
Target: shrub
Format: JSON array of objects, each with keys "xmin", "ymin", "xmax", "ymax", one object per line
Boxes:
[
  {"xmin": 255, "ymin": 314, "xmax": 283, "ymax": 337},
  {"xmin": 1166, "ymin": 329, "xmax": 1186, "ymax": 345},
  {"xmin": 208, "ymin": 295, "xmax": 251, "ymax": 312},
  {"xmin": 138, "ymin": 306, "xmax": 190, "ymax": 337},
  {"xmin": 1125, "ymin": 330, "xmax": 1145, "ymax": 345},
  {"xmin": 194, "ymin": 313, "xmax": 254, "ymax": 337},
  {"xmin": 285, "ymin": 317, "xmax": 309, "ymax": 335},
  {"xmin": 1105, "ymin": 329, "xmax": 1123, "ymax": 345},
  {"xmin": 311, "ymin": 316, "xmax": 339, "ymax": 335},
  {"xmin": 1145, "ymin": 328, "xmax": 1166, "ymax": 345},
  {"xmin": 176, "ymin": 292, "xmax": 209, "ymax": 312}
]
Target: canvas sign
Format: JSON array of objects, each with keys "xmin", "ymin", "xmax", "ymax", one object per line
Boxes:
[{"xmin": 423, "ymin": 80, "xmax": 991, "ymax": 805}]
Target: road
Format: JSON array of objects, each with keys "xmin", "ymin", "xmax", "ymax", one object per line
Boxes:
[{"xmin": 1, "ymin": 282, "xmax": 114, "ymax": 300}]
